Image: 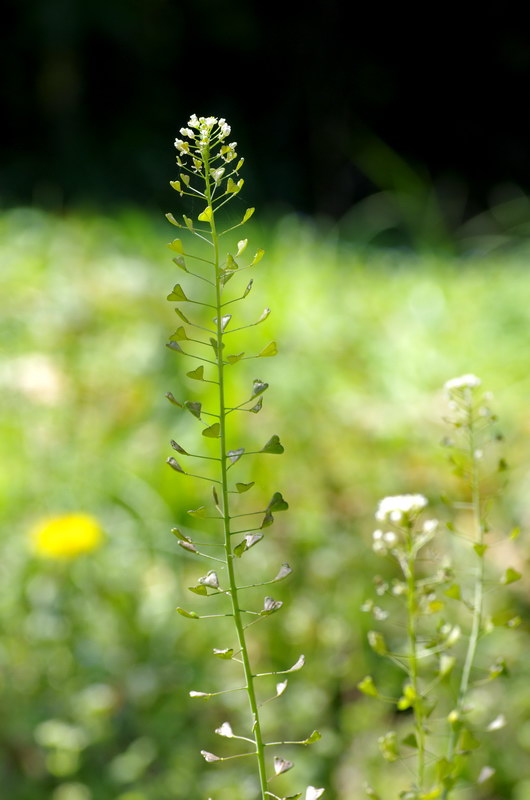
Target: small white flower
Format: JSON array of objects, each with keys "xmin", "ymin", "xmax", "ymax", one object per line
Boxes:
[
  {"xmin": 375, "ymin": 494, "xmax": 428, "ymax": 523},
  {"xmin": 444, "ymin": 374, "xmax": 481, "ymax": 392},
  {"xmin": 210, "ymin": 167, "xmax": 225, "ymax": 183},
  {"xmin": 423, "ymin": 519, "xmax": 438, "ymax": 534},
  {"xmin": 188, "ymin": 114, "xmax": 200, "ymax": 128},
  {"xmin": 372, "ymin": 529, "xmax": 383, "ymax": 540},
  {"xmin": 219, "ymin": 122, "xmax": 231, "ymax": 139},
  {"xmin": 383, "ymin": 531, "xmax": 398, "ymax": 545},
  {"xmin": 372, "ymin": 540, "xmax": 387, "ymax": 555},
  {"xmin": 179, "ymin": 127, "xmax": 195, "ymax": 138},
  {"xmin": 174, "ymin": 139, "xmax": 190, "ymax": 154},
  {"xmin": 204, "ymin": 116, "xmax": 217, "ymax": 128}
]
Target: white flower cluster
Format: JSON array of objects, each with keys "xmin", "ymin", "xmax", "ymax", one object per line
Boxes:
[
  {"xmin": 372, "ymin": 529, "xmax": 398, "ymax": 554},
  {"xmin": 375, "ymin": 494, "xmax": 428, "ymax": 523},
  {"xmin": 174, "ymin": 115, "xmax": 237, "ymax": 166},
  {"xmin": 444, "ymin": 374, "xmax": 481, "ymax": 393}
]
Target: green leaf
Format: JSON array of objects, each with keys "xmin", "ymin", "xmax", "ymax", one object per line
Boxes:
[
  {"xmin": 435, "ymin": 758, "xmax": 451, "ymax": 782},
  {"xmin": 166, "ymin": 457, "xmax": 185, "ymax": 473},
  {"xmin": 501, "ymin": 567, "xmax": 522, "ymax": 585},
  {"xmin": 165, "ymin": 392, "xmax": 183, "ymax": 407},
  {"xmin": 251, "ymin": 379, "xmax": 269, "ymax": 397},
  {"xmin": 165, "ymin": 212, "xmax": 182, "ymax": 227},
  {"xmin": 261, "ymin": 435, "xmax": 284, "ymax": 454},
  {"xmin": 227, "ymin": 448, "xmax": 244, "ymax": 463},
  {"xmin": 458, "ymin": 727, "xmax": 480, "ymax": 752},
  {"xmin": 226, "ymin": 177, "xmax": 239, "ymax": 193},
  {"xmin": 357, "ymin": 676, "xmax": 379, "ymax": 698},
  {"xmin": 184, "ymin": 401, "xmax": 202, "ymax": 419},
  {"xmin": 180, "ymin": 174, "xmax": 190, "ymax": 186},
  {"xmin": 225, "ymin": 254, "xmax": 238, "ymax": 271},
  {"xmin": 170, "ymin": 326, "xmax": 188, "ymax": 342},
  {"xmin": 227, "ymin": 352, "xmax": 245, "ymax": 365},
  {"xmin": 168, "ymin": 238, "xmax": 184, "ymax": 253},
  {"xmin": 242, "ymin": 207, "xmax": 255, "ymax": 224},
  {"xmin": 188, "ymin": 584, "xmax": 208, "ymax": 596},
  {"xmin": 187, "ymin": 366, "xmax": 205, "ymax": 381},
  {"xmin": 444, "ymin": 583, "xmax": 461, "ymax": 600},
  {"xmin": 267, "ymin": 492, "xmax": 289, "ymax": 512},
  {"xmin": 213, "ymin": 648, "xmax": 233, "ymax": 659},
  {"xmin": 170, "ymin": 527, "xmax": 191, "ymax": 542},
  {"xmin": 167, "ymin": 284, "xmax": 188, "ymax": 301},
  {"xmin": 234, "ymin": 532, "xmax": 263, "ymax": 558},
  {"xmin": 510, "ymin": 526, "xmax": 521, "ymax": 540},
  {"xmin": 258, "ymin": 341, "xmax": 278, "ymax": 358},
  {"xmin": 187, "ymin": 506, "xmax": 206, "ymax": 518},
  {"xmin": 202, "ymin": 422, "xmax": 220, "ymax": 438},
  {"xmin": 173, "ymin": 256, "xmax": 188, "ymax": 272},
  {"xmin": 177, "ymin": 607, "xmax": 199, "ymax": 619},
  {"xmin": 198, "ymin": 206, "xmax": 213, "ymax": 222},
  {"xmin": 235, "ymin": 482, "xmax": 255, "ymax": 493},
  {"xmin": 175, "ymin": 307, "xmax": 191, "ymax": 324},
  {"xmin": 261, "ymin": 510, "xmax": 274, "ymax": 529},
  {"xmin": 367, "ymin": 630, "xmax": 388, "ymax": 655},
  {"xmin": 251, "ymin": 248, "xmax": 265, "ymax": 266},
  {"xmin": 302, "ymin": 730, "xmax": 322, "ymax": 745},
  {"xmin": 473, "ymin": 543, "xmax": 488, "ymax": 557}
]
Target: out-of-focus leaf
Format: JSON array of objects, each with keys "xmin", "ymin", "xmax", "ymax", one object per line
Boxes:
[
  {"xmin": 261, "ymin": 510, "xmax": 274, "ymax": 529},
  {"xmin": 177, "ymin": 607, "xmax": 199, "ymax": 619},
  {"xmin": 241, "ymin": 207, "xmax": 255, "ymax": 224},
  {"xmin": 165, "ymin": 392, "xmax": 183, "ymax": 407},
  {"xmin": 187, "ymin": 366, "xmax": 205, "ymax": 381},
  {"xmin": 368, "ymin": 631, "xmax": 388, "ymax": 655},
  {"xmin": 168, "ymin": 238, "xmax": 184, "ymax": 253},
  {"xmin": 185, "ymin": 401, "xmax": 202, "ymax": 419},
  {"xmin": 166, "ymin": 457, "xmax": 185, "ymax": 473},
  {"xmin": 187, "ymin": 506, "xmax": 206, "ymax": 517},
  {"xmin": 213, "ymin": 648, "xmax": 234, "ymax": 659},
  {"xmin": 202, "ymin": 423, "xmax": 220, "ymax": 438},
  {"xmin": 357, "ymin": 676, "xmax": 379, "ymax": 698},
  {"xmin": 267, "ymin": 492, "xmax": 289, "ymax": 512},
  {"xmin": 250, "ymin": 249, "xmax": 265, "ymax": 266},
  {"xmin": 235, "ymin": 482, "xmax": 255, "ymax": 493},
  {"xmin": 170, "ymin": 327, "xmax": 188, "ymax": 342},
  {"xmin": 167, "ymin": 284, "xmax": 188, "ymax": 301},
  {"xmin": 501, "ymin": 567, "xmax": 521, "ymax": 585},
  {"xmin": 227, "ymin": 352, "xmax": 245, "ymax": 365},
  {"xmin": 260, "ymin": 435, "xmax": 284, "ymax": 454},
  {"xmin": 302, "ymin": 730, "xmax": 321, "ymax": 745}
]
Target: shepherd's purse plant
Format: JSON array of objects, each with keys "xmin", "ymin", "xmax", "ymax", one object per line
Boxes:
[
  {"xmin": 360, "ymin": 375, "xmax": 522, "ymax": 800},
  {"xmin": 163, "ymin": 115, "xmax": 323, "ymax": 800}
]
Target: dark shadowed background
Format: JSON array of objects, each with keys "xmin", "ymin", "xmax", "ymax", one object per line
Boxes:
[{"xmin": 3, "ymin": 0, "xmax": 530, "ymax": 216}]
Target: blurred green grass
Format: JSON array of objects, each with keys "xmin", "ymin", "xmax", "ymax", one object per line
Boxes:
[{"xmin": 1, "ymin": 207, "xmax": 530, "ymax": 800}]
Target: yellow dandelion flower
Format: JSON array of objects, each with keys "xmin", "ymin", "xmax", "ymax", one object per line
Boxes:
[{"xmin": 31, "ymin": 513, "xmax": 103, "ymax": 559}]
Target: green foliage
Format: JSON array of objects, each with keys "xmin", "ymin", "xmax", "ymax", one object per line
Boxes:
[{"xmin": 363, "ymin": 378, "xmax": 523, "ymax": 799}]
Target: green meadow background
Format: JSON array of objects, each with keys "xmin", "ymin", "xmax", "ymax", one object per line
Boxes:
[{"xmin": 1, "ymin": 205, "xmax": 530, "ymax": 800}]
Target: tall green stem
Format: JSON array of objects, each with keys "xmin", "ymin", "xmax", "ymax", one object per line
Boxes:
[
  {"xmin": 405, "ymin": 532, "xmax": 425, "ymax": 791},
  {"xmin": 203, "ymin": 152, "xmax": 268, "ymax": 800},
  {"xmin": 443, "ymin": 407, "xmax": 484, "ymax": 799}
]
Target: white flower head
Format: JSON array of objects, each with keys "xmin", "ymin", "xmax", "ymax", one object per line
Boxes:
[
  {"xmin": 180, "ymin": 127, "xmax": 195, "ymax": 139},
  {"xmin": 188, "ymin": 114, "xmax": 200, "ymax": 128},
  {"xmin": 444, "ymin": 374, "xmax": 481, "ymax": 393},
  {"xmin": 423, "ymin": 519, "xmax": 439, "ymax": 535},
  {"xmin": 219, "ymin": 122, "xmax": 231, "ymax": 139},
  {"xmin": 375, "ymin": 494, "xmax": 428, "ymax": 523},
  {"xmin": 174, "ymin": 139, "xmax": 190, "ymax": 155}
]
